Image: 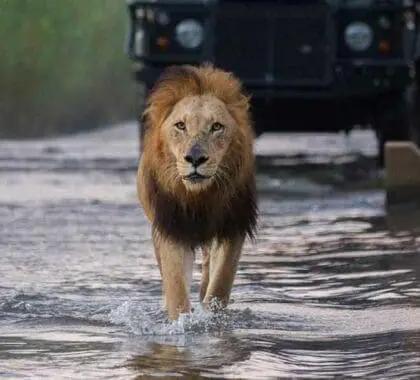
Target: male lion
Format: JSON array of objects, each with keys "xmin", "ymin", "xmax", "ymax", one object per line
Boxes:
[{"xmin": 137, "ymin": 63, "xmax": 258, "ymax": 320}]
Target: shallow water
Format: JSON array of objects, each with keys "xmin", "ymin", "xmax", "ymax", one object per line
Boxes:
[{"xmin": 0, "ymin": 123, "xmax": 419, "ymax": 379}]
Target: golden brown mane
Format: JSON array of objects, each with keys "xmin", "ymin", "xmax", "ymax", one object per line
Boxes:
[
  {"xmin": 139, "ymin": 63, "xmax": 258, "ymax": 248},
  {"xmin": 143, "ymin": 63, "xmax": 253, "ymax": 137}
]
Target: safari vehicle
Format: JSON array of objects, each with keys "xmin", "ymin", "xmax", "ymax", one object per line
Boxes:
[{"xmin": 124, "ymin": 0, "xmax": 420, "ymax": 165}]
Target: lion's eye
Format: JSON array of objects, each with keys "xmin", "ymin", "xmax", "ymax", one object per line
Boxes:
[
  {"xmin": 211, "ymin": 122, "xmax": 224, "ymax": 133},
  {"xmin": 174, "ymin": 121, "xmax": 186, "ymax": 131}
]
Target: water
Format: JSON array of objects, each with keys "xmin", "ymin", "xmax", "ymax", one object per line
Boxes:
[{"xmin": 0, "ymin": 123, "xmax": 419, "ymax": 379}]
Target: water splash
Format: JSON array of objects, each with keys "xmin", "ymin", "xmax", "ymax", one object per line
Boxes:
[{"xmin": 108, "ymin": 299, "xmax": 256, "ymax": 336}]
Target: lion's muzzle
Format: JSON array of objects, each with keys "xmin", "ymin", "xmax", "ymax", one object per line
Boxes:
[
  {"xmin": 183, "ymin": 172, "xmax": 210, "ymax": 184},
  {"xmin": 182, "ymin": 142, "xmax": 212, "ymax": 186},
  {"xmin": 184, "ymin": 142, "xmax": 209, "ymax": 168}
]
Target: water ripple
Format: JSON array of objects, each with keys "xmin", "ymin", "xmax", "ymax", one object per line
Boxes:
[{"xmin": 0, "ymin": 125, "xmax": 419, "ymax": 379}]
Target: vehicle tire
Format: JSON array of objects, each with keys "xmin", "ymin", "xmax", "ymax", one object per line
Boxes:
[
  {"xmin": 250, "ymin": 114, "xmax": 262, "ymax": 138},
  {"xmin": 250, "ymin": 99, "xmax": 269, "ymax": 139},
  {"xmin": 373, "ymin": 90, "xmax": 411, "ymax": 167},
  {"xmin": 410, "ymin": 67, "xmax": 420, "ymax": 146}
]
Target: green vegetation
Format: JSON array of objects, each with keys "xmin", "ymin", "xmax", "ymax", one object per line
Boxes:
[{"xmin": 0, "ymin": 0, "xmax": 138, "ymax": 138}]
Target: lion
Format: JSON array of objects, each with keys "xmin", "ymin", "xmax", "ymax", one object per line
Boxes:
[{"xmin": 137, "ymin": 63, "xmax": 258, "ymax": 320}]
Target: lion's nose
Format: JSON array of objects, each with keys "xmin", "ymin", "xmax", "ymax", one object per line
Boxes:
[
  {"xmin": 184, "ymin": 144, "xmax": 209, "ymax": 167},
  {"xmin": 184, "ymin": 154, "xmax": 209, "ymax": 167}
]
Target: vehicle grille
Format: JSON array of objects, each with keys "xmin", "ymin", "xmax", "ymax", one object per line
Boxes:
[
  {"xmin": 213, "ymin": 4, "xmax": 333, "ymax": 86},
  {"xmin": 213, "ymin": 4, "xmax": 269, "ymax": 82}
]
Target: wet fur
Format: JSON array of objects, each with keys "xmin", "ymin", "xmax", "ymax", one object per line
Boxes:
[
  {"xmin": 146, "ymin": 171, "xmax": 256, "ymax": 248},
  {"xmin": 137, "ymin": 63, "xmax": 258, "ymax": 319}
]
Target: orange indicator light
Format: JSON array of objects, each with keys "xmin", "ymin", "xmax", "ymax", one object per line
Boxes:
[
  {"xmin": 378, "ymin": 40, "xmax": 391, "ymax": 54},
  {"xmin": 156, "ymin": 36, "xmax": 169, "ymax": 49}
]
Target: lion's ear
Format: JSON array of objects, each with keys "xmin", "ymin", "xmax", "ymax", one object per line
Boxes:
[
  {"xmin": 237, "ymin": 94, "xmax": 251, "ymax": 112},
  {"xmin": 242, "ymin": 94, "xmax": 252, "ymax": 111},
  {"xmin": 140, "ymin": 108, "xmax": 147, "ymax": 125},
  {"xmin": 139, "ymin": 110, "xmax": 150, "ymax": 152}
]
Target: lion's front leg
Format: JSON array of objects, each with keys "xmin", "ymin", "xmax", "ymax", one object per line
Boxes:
[
  {"xmin": 153, "ymin": 234, "xmax": 194, "ymax": 320},
  {"xmin": 199, "ymin": 247, "xmax": 210, "ymax": 302},
  {"xmin": 202, "ymin": 235, "xmax": 245, "ymax": 310}
]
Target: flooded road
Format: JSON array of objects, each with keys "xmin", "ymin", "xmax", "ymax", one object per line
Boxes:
[{"xmin": 0, "ymin": 123, "xmax": 419, "ymax": 379}]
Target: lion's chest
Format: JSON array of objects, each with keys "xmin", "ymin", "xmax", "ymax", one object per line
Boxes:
[
  {"xmin": 148, "ymin": 176, "xmax": 256, "ymax": 248},
  {"xmin": 154, "ymin": 195, "xmax": 231, "ymax": 247}
]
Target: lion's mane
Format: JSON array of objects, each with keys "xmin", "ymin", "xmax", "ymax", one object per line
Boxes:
[{"xmin": 139, "ymin": 64, "xmax": 258, "ymax": 248}]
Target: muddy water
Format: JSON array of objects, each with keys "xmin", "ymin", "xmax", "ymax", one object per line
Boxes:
[{"xmin": 0, "ymin": 123, "xmax": 419, "ymax": 379}]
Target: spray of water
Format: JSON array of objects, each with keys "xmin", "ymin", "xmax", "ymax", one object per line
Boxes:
[{"xmin": 108, "ymin": 299, "xmax": 255, "ymax": 336}]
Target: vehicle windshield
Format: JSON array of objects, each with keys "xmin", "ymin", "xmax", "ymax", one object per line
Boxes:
[
  {"xmin": 326, "ymin": 0, "xmax": 374, "ymax": 5},
  {"xmin": 218, "ymin": 0, "xmax": 375, "ymax": 4}
]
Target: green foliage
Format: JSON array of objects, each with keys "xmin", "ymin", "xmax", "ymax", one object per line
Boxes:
[{"xmin": 0, "ymin": 0, "xmax": 138, "ymax": 137}]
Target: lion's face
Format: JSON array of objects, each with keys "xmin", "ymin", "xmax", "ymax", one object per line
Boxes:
[{"xmin": 161, "ymin": 94, "xmax": 237, "ymax": 191}]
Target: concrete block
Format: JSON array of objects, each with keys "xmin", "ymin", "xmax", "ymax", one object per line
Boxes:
[{"xmin": 384, "ymin": 141, "xmax": 420, "ymax": 205}]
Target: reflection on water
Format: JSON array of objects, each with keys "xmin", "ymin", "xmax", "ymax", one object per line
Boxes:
[
  {"xmin": 126, "ymin": 335, "xmax": 252, "ymax": 379},
  {"xmin": 387, "ymin": 201, "xmax": 420, "ymax": 236},
  {"xmin": 0, "ymin": 124, "xmax": 419, "ymax": 379}
]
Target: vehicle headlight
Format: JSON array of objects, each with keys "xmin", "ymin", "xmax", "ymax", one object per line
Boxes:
[
  {"xmin": 134, "ymin": 29, "xmax": 144, "ymax": 56},
  {"xmin": 344, "ymin": 22, "xmax": 373, "ymax": 52},
  {"xmin": 343, "ymin": 0, "xmax": 374, "ymax": 7},
  {"xmin": 175, "ymin": 19, "xmax": 204, "ymax": 49}
]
